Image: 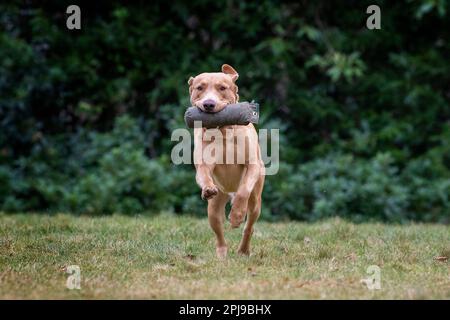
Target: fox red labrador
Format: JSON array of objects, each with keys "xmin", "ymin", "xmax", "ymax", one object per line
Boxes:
[{"xmin": 188, "ymin": 64, "xmax": 265, "ymax": 259}]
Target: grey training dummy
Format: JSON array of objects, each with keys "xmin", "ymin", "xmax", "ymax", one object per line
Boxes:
[{"xmin": 184, "ymin": 101, "xmax": 259, "ymax": 129}]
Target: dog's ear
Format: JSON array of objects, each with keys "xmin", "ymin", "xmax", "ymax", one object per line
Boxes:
[
  {"xmin": 188, "ymin": 76, "xmax": 195, "ymax": 94},
  {"xmin": 221, "ymin": 64, "xmax": 239, "ymax": 82}
]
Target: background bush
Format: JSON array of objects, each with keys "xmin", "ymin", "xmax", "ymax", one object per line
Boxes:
[{"xmin": 0, "ymin": 0, "xmax": 449, "ymax": 222}]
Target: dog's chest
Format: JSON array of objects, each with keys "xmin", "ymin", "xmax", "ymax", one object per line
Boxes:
[{"xmin": 204, "ymin": 125, "xmax": 252, "ymax": 163}]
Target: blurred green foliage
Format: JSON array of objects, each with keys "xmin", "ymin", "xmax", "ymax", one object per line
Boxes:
[{"xmin": 0, "ymin": 0, "xmax": 449, "ymax": 222}]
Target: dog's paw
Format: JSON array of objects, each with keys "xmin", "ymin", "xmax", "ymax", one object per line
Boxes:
[
  {"xmin": 237, "ymin": 247, "xmax": 250, "ymax": 256},
  {"xmin": 216, "ymin": 246, "xmax": 228, "ymax": 260},
  {"xmin": 229, "ymin": 210, "xmax": 245, "ymax": 228},
  {"xmin": 201, "ymin": 185, "xmax": 218, "ymax": 200}
]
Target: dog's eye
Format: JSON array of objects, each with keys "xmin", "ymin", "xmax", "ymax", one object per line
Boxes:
[
  {"xmin": 219, "ymin": 86, "xmax": 227, "ymax": 91},
  {"xmin": 196, "ymin": 86, "xmax": 203, "ymax": 91}
]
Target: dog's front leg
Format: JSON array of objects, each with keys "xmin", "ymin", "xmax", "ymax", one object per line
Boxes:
[
  {"xmin": 194, "ymin": 127, "xmax": 218, "ymax": 200},
  {"xmin": 229, "ymin": 163, "xmax": 260, "ymax": 228},
  {"xmin": 195, "ymin": 164, "xmax": 218, "ymax": 200}
]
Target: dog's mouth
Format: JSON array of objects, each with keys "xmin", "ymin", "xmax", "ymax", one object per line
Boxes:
[
  {"xmin": 202, "ymin": 108, "xmax": 219, "ymax": 114},
  {"xmin": 195, "ymin": 106, "xmax": 212, "ymax": 113},
  {"xmin": 195, "ymin": 103, "xmax": 228, "ymax": 114}
]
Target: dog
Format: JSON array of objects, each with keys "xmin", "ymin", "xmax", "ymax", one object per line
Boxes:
[{"xmin": 188, "ymin": 64, "xmax": 265, "ymax": 259}]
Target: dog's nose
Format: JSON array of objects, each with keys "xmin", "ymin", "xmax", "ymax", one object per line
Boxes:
[{"xmin": 203, "ymin": 99, "xmax": 216, "ymax": 111}]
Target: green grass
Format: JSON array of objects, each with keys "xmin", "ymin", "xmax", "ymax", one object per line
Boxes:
[{"xmin": 0, "ymin": 213, "xmax": 449, "ymax": 299}]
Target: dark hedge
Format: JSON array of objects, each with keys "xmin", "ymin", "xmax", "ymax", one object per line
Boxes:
[{"xmin": 1, "ymin": 0, "xmax": 449, "ymax": 222}]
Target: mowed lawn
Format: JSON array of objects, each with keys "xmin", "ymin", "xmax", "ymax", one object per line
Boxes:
[{"xmin": 0, "ymin": 213, "xmax": 449, "ymax": 299}]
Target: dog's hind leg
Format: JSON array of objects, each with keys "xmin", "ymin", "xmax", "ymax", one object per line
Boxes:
[
  {"xmin": 208, "ymin": 191, "xmax": 230, "ymax": 259},
  {"xmin": 238, "ymin": 175, "xmax": 264, "ymax": 256}
]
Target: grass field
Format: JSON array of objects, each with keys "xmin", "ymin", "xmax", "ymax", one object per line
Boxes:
[{"xmin": 0, "ymin": 213, "xmax": 449, "ymax": 299}]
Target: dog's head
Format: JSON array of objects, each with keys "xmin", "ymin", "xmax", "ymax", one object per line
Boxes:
[{"xmin": 188, "ymin": 64, "xmax": 239, "ymax": 113}]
